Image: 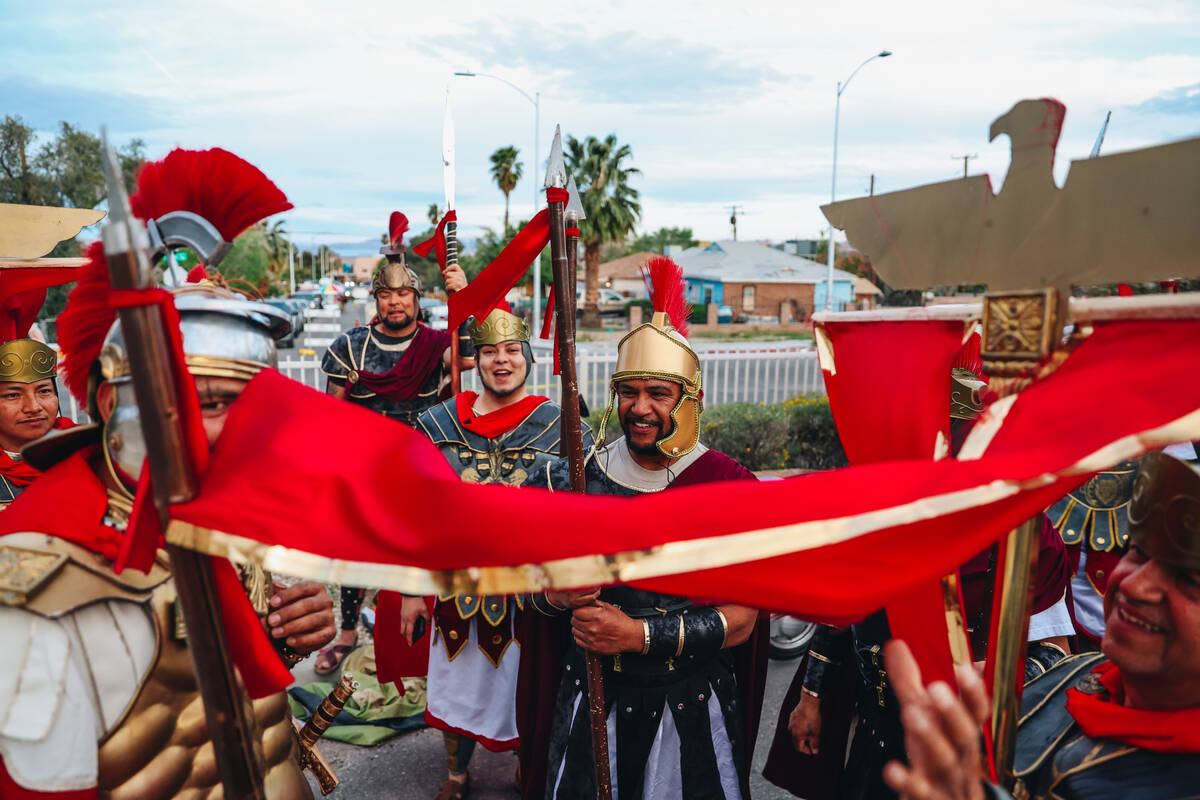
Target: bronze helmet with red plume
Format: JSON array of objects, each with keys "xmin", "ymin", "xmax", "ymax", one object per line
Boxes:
[{"xmin": 596, "ymin": 256, "xmax": 703, "ymax": 457}]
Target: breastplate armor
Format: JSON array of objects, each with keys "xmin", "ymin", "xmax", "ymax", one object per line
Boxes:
[
  {"xmin": 1012, "ymin": 653, "xmax": 1200, "ymax": 800},
  {"xmin": 326, "ymin": 327, "xmax": 444, "ymax": 427},
  {"xmin": 417, "ymin": 397, "xmax": 583, "ymax": 486},
  {"xmin": 98, "ymin": 580, "xmax": 311, "ymax": 799}
]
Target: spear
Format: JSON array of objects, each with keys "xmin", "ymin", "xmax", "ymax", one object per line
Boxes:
[
  {"xmin": 442, "ymin": 86, "xmax": 463, "ymax": 393},
  {"xmin": 99, "ymin": 131, "xmax": 266, "ymax": 799},
  {"xmin": 545, "ymin": 127, "xmax": 611, "ymax": 800},
  {"xmin": 564, "ymin": 174, "xmax": 585, "ymax": 335}
]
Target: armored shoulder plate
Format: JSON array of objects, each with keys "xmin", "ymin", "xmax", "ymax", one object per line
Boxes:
[
  {"xmin": 1013, "ymin": 653, "xmax": 1106, "ymax": 778},
  {"xmin": 0, "ymin": 532, "xmax": 170, "ymax": 617},
  {"xmin": 1047, "ymin": 460, "xmax": 1137, "ymax": 552}
]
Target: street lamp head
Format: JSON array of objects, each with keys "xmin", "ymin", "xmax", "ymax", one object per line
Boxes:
[
  {"xmin": 453, "ymin": 71, "xmax": 476, "ymax": 77},
  {"xmin": 878, "ymin": 50, "xmax": 893, "ymax": 58}
]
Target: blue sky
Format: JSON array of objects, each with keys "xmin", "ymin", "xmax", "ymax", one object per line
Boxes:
[{"xmin": 4, "ymin": 0, "xmax": 1198, "ymax": 251}]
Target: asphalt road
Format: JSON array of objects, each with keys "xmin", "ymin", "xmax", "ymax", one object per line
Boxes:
[{"xmin": 295, "ymin": 651, "xmax": 802, "ymax": 800}]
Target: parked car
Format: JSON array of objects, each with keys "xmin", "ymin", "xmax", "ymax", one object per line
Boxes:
[
  {"xmin": 420, "ymin": 297, "xmax": 449, "ymax": 330},
  {"xmin": 289, "ymin": 290, "xmax": 323, "ymax": 309},
  {"xmin": 263, "ymin": 299, "xmax": 297, "ymax": 348},
  {"xmin": 282, "ymin": 298, "xmax": 308, "ymax": 333},
  {"xmin": 769, "ymin": 614, "xmax": 817, "ymax": 660}
]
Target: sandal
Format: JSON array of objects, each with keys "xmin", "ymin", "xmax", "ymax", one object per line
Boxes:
[
  {"xmin": 313, "ymin": 643, "xmax": 355, "ymax": 676},
  {"xmin": 434, "ymin": 776, "xmax": 469, "ymax": 800}
]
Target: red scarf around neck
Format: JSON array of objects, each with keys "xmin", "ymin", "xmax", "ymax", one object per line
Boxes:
[
  {"xmin": 455, "ymin": 391, "xmax": 549, "ymax": 439},
  {"xmin": 1065, "ymin": 659, "xmax": 1200, "ymax": 753},
  {"xmin": 0, "ymin": 417, "xmax": 75, "ymax": 488}
]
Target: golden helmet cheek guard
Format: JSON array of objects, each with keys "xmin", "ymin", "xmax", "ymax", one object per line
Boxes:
[
  {"xmin": 1127, "ymin": 452, "xmax": 1200, "ymax": 572},
  {"xmin": 596, "ymin": 311, "xmax": 703, "ymax": 458}
]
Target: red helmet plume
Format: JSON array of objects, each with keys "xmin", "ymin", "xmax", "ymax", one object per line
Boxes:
[
  {"xmin": 56, "ymin": 240, "xmax": 114, "ymax": 404},
  {"xmin": 388, "ymin": 211, "xmax": 410, "ymax": 248},
  {"xmin": 642, "ymin": 256, "xmax": 692, "ymax": 338},
  {"xmin": 130, "ymin": 147, "xmax": 292, "ymax": 241},
  {"xmin": 952, "ymin": 330, "xmax": 985, "ymax": 380}
]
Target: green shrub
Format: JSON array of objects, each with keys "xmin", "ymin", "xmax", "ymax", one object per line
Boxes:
[
  {"xmin": 700, "ymin": 402, "xmax": 792, "ymax": 470},
  {"xmin": 782, "ymin": 395, "xmax": 847, "ymax": 470}
]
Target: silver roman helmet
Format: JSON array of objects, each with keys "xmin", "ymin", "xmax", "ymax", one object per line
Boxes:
[{"xmin": 99, "ymin": 283, "xmax": 290, "ymax": 479}]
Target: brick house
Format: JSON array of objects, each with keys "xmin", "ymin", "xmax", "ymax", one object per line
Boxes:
[{"xmin": 676, "ymin": 241, "xmax": 866, "ymax": 321}]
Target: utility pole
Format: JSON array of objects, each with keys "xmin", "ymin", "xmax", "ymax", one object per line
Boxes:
[
  {"xmin": 952, "ymin": 153, "xmax": 978, "ymax": 178},
  {"xmin": 728, "ymin": 205, "xmax": 745, "ymax": 241},
  {"xmin": 288, "ymin": 242, "xmax": 295, "ymax": 294},
  {"xmin": 869, "ymin": 174, "xmax": 875, "ymax": 196}
]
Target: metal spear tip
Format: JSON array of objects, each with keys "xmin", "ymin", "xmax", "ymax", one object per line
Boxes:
[
  {"xmin": 543, "ymin": 125, "xmax": 567, "ymax": 190},
  {"xmin": 99, "ymin": 126, "xmax": 132, "ymax": 224},
  {"xmin": 565, "ymin": 174, "xmax": 585, "ymax": 221}
]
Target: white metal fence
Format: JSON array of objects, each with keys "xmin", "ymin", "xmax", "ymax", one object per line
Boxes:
[{"xmin": 277, "ymin": 341, "xmax": 825, "ymax": 409}]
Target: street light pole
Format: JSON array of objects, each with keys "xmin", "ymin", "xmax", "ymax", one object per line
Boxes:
[
  {"xmin": 453, "ymin": 71, "xmax": 543, "ymax": 336},
  {"xmin": 826, "ymin": 49, "xmax": 892, "ymax": 312}
]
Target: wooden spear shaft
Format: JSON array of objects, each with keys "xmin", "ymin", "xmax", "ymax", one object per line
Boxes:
[
  {"xmin": 101, "ymin": 225, "xmax": 267, "ymax": 799},
  {"xmin": 445, "ymin": 218, "xmax": 462, "ymax": 394},
  {"xmin": 548, "ymin": 197, "xmax": 611, "ymax": 799}
]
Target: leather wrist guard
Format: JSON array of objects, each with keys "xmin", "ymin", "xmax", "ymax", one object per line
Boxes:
[
  {"xmin": 802, "ymin": 625, "xmax": 852, "ymax": 696},
  {"xmin": 457, "ymin": 321, "xmax": 476, "ymax": 360},
  {"xmin": 679, "ymin": 607, "xmax": 727, "ymax": 660},
  {"xmin": 646, "ymin": 614, "xmax": 684, "ymax": 658}
]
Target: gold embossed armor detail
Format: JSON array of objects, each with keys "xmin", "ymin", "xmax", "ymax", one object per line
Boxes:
[
  {"xmin": 469, "ymin": 307, "xmax": 530, "ymax": 347},
  {"xmin": 97, "ymin": 581, "xmax": 311, "ymax": 800},
  {"xmin": 0, "ymin": 338, "xmax": 58, "ymax": 384}
]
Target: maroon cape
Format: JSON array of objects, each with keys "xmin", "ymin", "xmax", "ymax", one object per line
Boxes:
[
  {"xmin": 351, "ymin": 323, "xmax": 451, "ymax": 402},
  {"xmin": 515, "ymin": 448, "xmax": 766, "ymax": 800}
]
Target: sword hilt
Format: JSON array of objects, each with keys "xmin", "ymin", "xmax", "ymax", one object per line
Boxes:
[{"xmin": 298, "ymin": 671, "xmax": 358, "ymax": 749}]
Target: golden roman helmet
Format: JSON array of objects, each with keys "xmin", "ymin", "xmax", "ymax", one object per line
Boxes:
[
  {"xmin": 372, "ymin": 261, "xmax": 422, "ymax": 296},
  {"xmin": 597, "ymin": 257, "xmax": 703, "ymax": 458},
  {"xmin": 0, "ymin": 339, "xmax": 58, "ymax": 385},
  {"xmin": 470, "ymin": 305, "xmax": 529, "ymax": 348},
  {"xmin": 1127, "ymin": 452, "xmax": 1200, "ymax": 572}
]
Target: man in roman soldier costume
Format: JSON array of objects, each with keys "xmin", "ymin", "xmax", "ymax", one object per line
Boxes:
[
  {"xmin": 0, "ymin": 148, "xmax": 337, "ymax": 799},
  {"xmin": 319, "ymin": 210, "xmax": 470, "ymax": 675},
  {"xmin": 521, "ymin": 257, "xmax": 767, "ymax": 800},
  {"xmin": 390, "ymin": 302, "xmax": 593, "ymax": 799},
  {"xmin": 883, "ymin": 451, "xmax": 1200, "ymax": 800},
  {"xmin": 321, "ymin": 210, "xmax": 468, "ymax": 426},
  {"xmin": 0, "ymin": 301, "xmax": 74, "ymax": 507}
]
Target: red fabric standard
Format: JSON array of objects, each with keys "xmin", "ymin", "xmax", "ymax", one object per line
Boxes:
[
  {"xmin": 412, "ymin": 210, "xmax": 458, "ymax": 272},
  {"xmin": 454, "ymin": 392, "xmax": 550, "ymax": 439},
  {"xmin": 0, "ymin": 754, "xmax": 95, "ymax": 799},
  {"xmin": 0, "ymin": 266, "xmax": 84, "ymax": 341},
  {"xmin": 448, "ymin": 210, "xmax": 551, "ymax": 332},
  {"xmin": 820, "ymin": 319, "xmax": 965, "ymax": 686},
  {"xmin": 169, "ymin": 320, "xmax": 1200, "ymax": 625},
  {"xmin": 0, "ymin": 418, "xmax": 74, "ymax": 487},
  {"xmin": 1065, "ymin": 660, "xmax": 1200, "ymax": 753},
  {"xmin": 348, "ymin": 324, "xmax": 451, "ymax": 402},
  {"xmin": 374, "ymin": 592, "xmax": 434, "ymax": 687}
]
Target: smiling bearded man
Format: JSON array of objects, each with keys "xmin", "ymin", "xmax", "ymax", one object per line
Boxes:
[
  {"xmin": 520, "ymin": 257, "xmax": 766, "ymax": 800},
  {"xmin": 394, "ymin": 302, "xmax": 593, "ymax": 800},
  {"xmin": 879, "ymin": 451, "xmax": 1200, "ymax": 800}
]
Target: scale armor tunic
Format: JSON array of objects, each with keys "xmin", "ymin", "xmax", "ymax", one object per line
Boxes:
[
  {"xmin": 415, "ymin": 398, "xmax": 593, "ymax": 750},
  {"xmin": 321, "ymin": 325, "xmax": 447, "ymax": 427}
]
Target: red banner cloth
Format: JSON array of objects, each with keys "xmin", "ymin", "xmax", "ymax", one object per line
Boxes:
[
  {"xmin": 0, "ymin": 265, "xmax": 84, "ymax": 341},
  {"xmin": 412, "ymin": 210, "xmax": 458, "ymax": 273},
  {"xmin": 374, "ymin": 593, "xmax": 434, "ymax": 688},
  {"xmin": 167, "ymin": 321, "xmax": 1200, "ymax": 631},
  {"xmin": 1065, "ymin": 660, "xmax": 1200, "ymax": 753},
  {"xmin": 819, "ymin": 319, "xmax": 966, "ymax": 686},
  {"xmin": 448, "ymin": 210, "xmax": 550, "ymax": 332}
]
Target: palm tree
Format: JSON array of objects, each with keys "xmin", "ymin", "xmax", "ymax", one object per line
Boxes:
[
  {"xmin": 489, "ymin": 146, "xmax": 523, "ymax": 232},
  {"xmin": 566, "ymin": 134, "xmax": 641, "ymax": 328}
]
